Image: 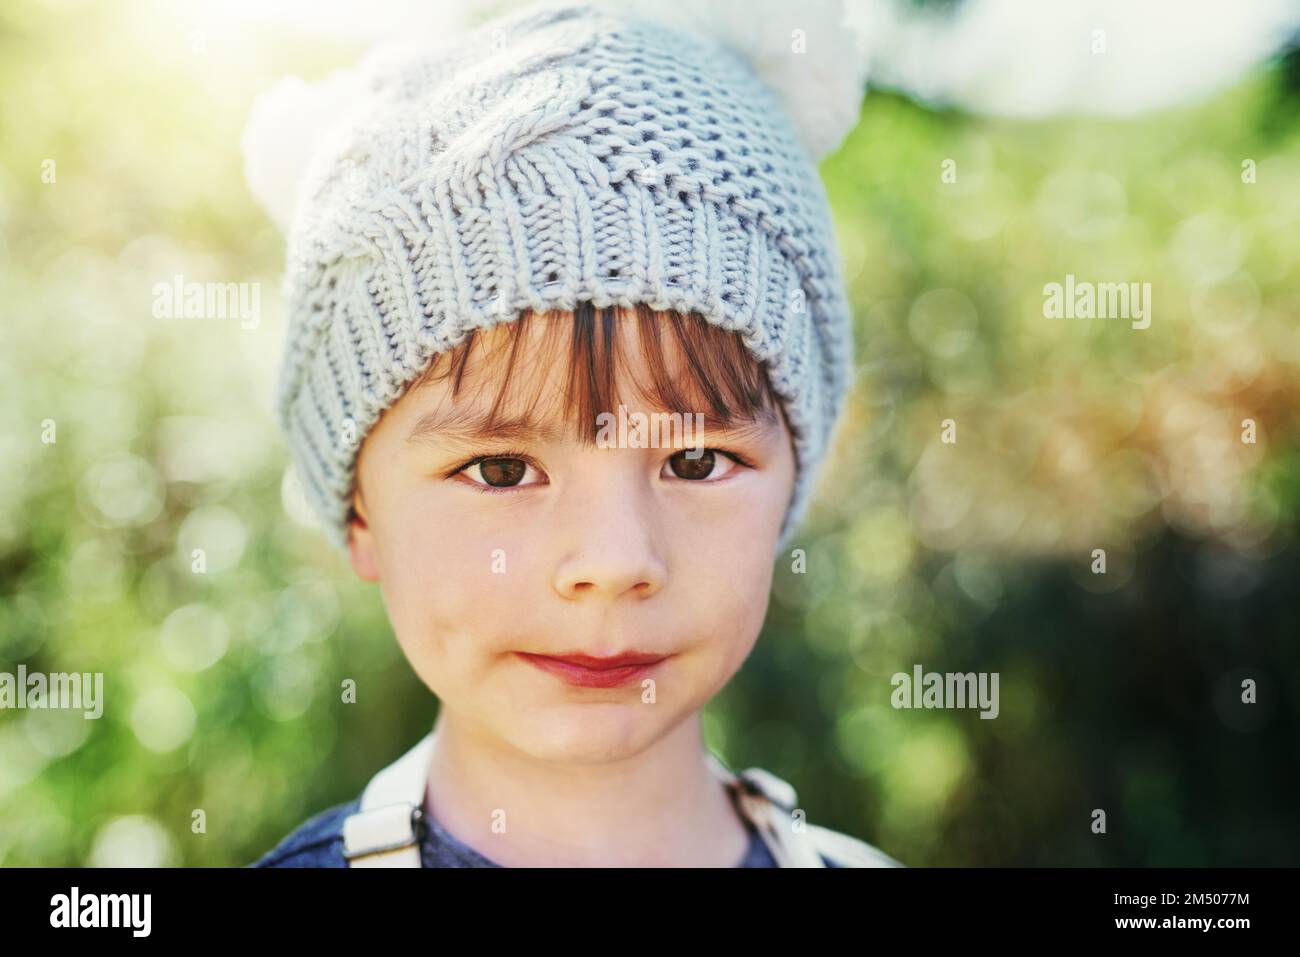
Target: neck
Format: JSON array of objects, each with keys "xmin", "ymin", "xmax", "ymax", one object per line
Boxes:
[{"xmin": 421, "ymin": 708, "xmax": 752, "ymax": 867}]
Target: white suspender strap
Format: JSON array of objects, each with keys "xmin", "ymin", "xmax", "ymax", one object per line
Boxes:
[
  {"xmin": 705, "ymin": 751, "xmax": 827, "ymax": 868},
  {"xmin": 342, "ymin": 730, "xmax": 435, "ymax": 868},
  {"xmin": 341, "ymin": 731, "xmax": 824, "ymax": 868}
]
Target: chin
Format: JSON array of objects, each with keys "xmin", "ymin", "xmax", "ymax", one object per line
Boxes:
[{"xmin": 506, "ymin": 706, "xmax": 666, "ymax": 766}]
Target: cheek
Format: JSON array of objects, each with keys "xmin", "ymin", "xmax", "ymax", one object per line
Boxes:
[
  {"xmin": 673, "ymin": 526, "xmax": 777, "ymax": 672},
  {"xmin": 370, "ymin": 488, "xmax": 530, "ymax": 664},
  {"xmin": 669, "ymin": 457, "xmax": 794, "ymax": 560}
]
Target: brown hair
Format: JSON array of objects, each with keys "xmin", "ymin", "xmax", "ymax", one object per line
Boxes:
[{"xmin": 348, "ymin": 301, "xmax": 792, "ymax": 523}]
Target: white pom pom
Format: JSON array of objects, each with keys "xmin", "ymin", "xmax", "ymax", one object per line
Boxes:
[
  {"xmin": 601, "ymin": 0, "xmax": 868, "ymax": 159},
  {"xmin": 240, "ymin": 68, "xmax": 366, "ymax": 233}
]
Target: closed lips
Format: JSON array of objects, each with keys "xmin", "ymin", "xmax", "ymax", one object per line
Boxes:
[{"xmin": 523, "ymin": 653, "xmax": 666, "ymax": 669}]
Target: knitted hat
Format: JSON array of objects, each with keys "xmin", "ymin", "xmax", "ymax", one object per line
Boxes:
[{"xmin": 242, "ymin": 0, "xmax": 866, "ymax": 556}]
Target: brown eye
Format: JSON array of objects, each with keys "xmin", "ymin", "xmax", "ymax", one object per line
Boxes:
[
  {"xmin": 664, "ymin": 448, "xmax": 740, "ymax": 481},
  {"xmin": 477, "ymin": 457, "xmax": 528, "ymax": 487}
]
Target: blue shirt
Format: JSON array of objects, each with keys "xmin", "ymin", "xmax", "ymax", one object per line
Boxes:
[{"xmin": 249, "ymin": 795, "xmax": 836, "ymax": 867}]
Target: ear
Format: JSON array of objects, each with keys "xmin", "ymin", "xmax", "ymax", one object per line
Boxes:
[{"xmin": 346, "ymin": 488, "xmax": 381, "ymax": 582}]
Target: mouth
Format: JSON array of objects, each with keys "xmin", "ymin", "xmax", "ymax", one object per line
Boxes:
[{"xmin": 515, "ymin": 651, "xmax": 669, "ymax": 689}]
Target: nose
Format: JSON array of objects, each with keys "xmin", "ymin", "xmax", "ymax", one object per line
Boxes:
[{"xmin": 551, "ymin": 486, "xmax": 668, "ymax": 601}]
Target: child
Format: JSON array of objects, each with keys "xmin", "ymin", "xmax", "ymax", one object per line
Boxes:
[{"xmin": 243, "ymin": 0, "xmax": 900, "ymax": 867}]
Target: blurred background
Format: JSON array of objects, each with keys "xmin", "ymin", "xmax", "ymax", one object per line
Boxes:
[{"xmin": 1, "ymin": 0, "xmax": 1297, "ymax": 866}]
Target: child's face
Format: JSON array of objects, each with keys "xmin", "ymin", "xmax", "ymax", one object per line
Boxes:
[{"xmin": 346, "ymin": 312, "xmax": 796, "ymax": 764}]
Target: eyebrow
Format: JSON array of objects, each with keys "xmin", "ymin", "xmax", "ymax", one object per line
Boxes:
[
  {"xmin": 406, "ymin": 407, "xmax": 567, "ymax": 448},
  {"xmin": 405, "ymin": 405, "xmax": 779, "ymax": 448}
]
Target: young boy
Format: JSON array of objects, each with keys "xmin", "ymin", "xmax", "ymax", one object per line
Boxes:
[{"xmin": 245, "ymin": 0, "xmax": 900, "ymax": 868}]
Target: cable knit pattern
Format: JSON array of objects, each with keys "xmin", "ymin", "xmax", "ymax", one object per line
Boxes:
[{"xmin": 274, "ymin": 0, "xmax": 856, "ymax": 554}]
